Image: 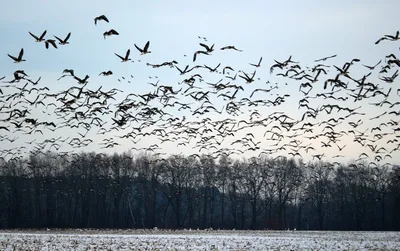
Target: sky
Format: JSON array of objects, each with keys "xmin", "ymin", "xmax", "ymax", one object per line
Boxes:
[{"xmin": 0, "ymin": 0, "xmax": 399, "ymax": 165}]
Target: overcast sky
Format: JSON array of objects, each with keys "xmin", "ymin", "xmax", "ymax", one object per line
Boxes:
[{"xmin": 1, "ymin": 0, "xmax": 399, "ymax": 164}]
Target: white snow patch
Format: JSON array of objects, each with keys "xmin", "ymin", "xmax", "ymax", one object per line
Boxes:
[{"xmin": 0, "ymin": 229, "xmax": 399, "ymax": 250}]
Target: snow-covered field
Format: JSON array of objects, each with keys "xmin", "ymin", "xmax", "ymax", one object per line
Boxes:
[{"xmin": 0, "ymin": 229, "xmax": 399, "ymax": 250}]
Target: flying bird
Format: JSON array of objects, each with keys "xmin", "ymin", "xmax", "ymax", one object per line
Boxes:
[
  {"xmin": 94, "ymin": 15, "xmax": 109, "ymax": 25},
  {"xmin": 103, "ymin": 29, "xmax": 119, "ymax": 39},
  {"xmin": 375, "ymin": 31, "xmax": 399, "ymax": 44},
  {"xmin": 134, "ymin": 41, "xmax": 151, "ymax": 55},
  {"xmin": 115, "ymin": 49, "xmax": 131, "ymax": 62},
  {"xmin": 54, "ymin": 32, "xmax": 71, "ymax": 45},
  {"xmin": 193, "ymin": 50, "xmax": 209, "ymax": 62},
  {"xmin": 239, "ymin": 70, "xmax": 256, "ymax": 83},
  {"xmin": 199, "ymin": 43, "xmax": 214, "ymax": 53},
  {"xmin": 362, "ymin": 60, "xmax": 382, "ymax": 70},
  {"xmin": 250, "ymin": 57, "xmax": 262, "ymax": 67},
  {"xmin": 8, "ymin": 48, "xmax": 25, "ymax": 63},
  {"xmin": 314, "ymin": 54, "xmax": 337, "ymax": 62},
  {"xmin": 45, "ymin": 39, "xmax": 58, "ymax": 49},
  {"xmin": 220, "ymin": 46, "xmax": 242, "ymax": 52},
  {"xmin": 99, "ymin": 71, "xmax": 113, "ymax": 76},
  {"xmin": 74, "ymin": 75, "xmax": 89, "ymax": 84},
  {"xmin": 29, "ymin": 30, "xmax": 47, "ymax": 42}
]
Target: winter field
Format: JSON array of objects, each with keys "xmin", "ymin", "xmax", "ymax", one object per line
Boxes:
[{"xmin": 0, "ymin": 229, "xmax": 399, "ymax": 250}]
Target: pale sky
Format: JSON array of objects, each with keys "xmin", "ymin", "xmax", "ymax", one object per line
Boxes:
[{"xmin": 1, "ymin": 0, "xmax": 399, "ymax": 165}]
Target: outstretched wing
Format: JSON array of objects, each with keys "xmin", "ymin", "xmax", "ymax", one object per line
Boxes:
[
  {"xmin": 18, "ymin": 48, "xmax": 24, "ymax": 60},
  {"xmin": 39, "ymin": 30, "xmax": 47, "ymax": 40},
  {"xmin": 134, "ymin": 44, "xmax": 143, "ymax": 53},
  {"xmin": 144, "ymin": 41, "xmax": 150, "ymax": 52},
  {"xmin": 29, "ymin": 32, "xmax": 39, "ymax": 41}
]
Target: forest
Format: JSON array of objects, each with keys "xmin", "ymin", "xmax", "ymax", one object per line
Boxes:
[{"xmin": 0, "ymin": 151, "xmax": 399, "ymax": 231}]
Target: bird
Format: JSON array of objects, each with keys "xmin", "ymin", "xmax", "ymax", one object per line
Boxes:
[
  {"xmin": 103, "ymin": 29, "xmax": 119, "ymax": 39},
  {"xmin": 387, "ymin": 59, "xmax": 400, "ymax": 67},
  {"xmin": 45, "ymin": 39, "xmax": 58, "ymax": 49},
  {"xmin": 115, "ymin": 49, "xmax": 131, "ymax": 62},
  {"xmin": 375, "ymin": 31, "xmax": 399, "ymax": 44},
  {"xmin": 199, "ymin": 43, "xmax": 214, "ymax": 53},
  {"xmin": 223, "ymin": 66, "xmax": 234, "ymax": 75},
  {"xmin": 337, "ymin": 144, "xmax": 346, "ymax": 151},
  {"xmin": 54, "ymin": 33, "xmax": 71, "ymax": 45},
  {"xmin": 193, "ymin": 50, "xmax": 209, "ymax": 62},
  {"xmin": 203, "ymin": 63, "xmax": 221, "ymax": 72},
  {"xmin": 250, "ymin": 57, "xmax": 262, "ymax": 67},
  {"xmin": 29, "ymin": 30, "xmax": 47, "ymax": 42},
  {"xmin": 220, "ymin": 46, "xmax": 242, "ymax": 52},
  {"xmin": 94, "ymin": 15, "xmax": 109, "ymax": 25},
  {"xmin": 314, "ymin": 54, "xmax": 337, "ymax": 62},
  {"xmin": 8, "ymin": 48, "xmax": 25, "ymax": 63},
  {"xmin": 134, "ymin": 41, "xmax": 151, "ymax": 55},
  {"xmin": 28, "ymin": 77, "xmax": 42, "ymax": 85},
  {"xmin": 239, "ymin": 70, "xmax": 256, "ymax": 83},
  {"xmin": 99, "ymin": 71, "xmax": 113, "ymax": 76},
  {"xmin": 362, "ymin": 60, "xmax": 381, "ymax": 70},
  {"xmin": 74, "ymin": 75, "xmax": 89, "ymax": 84}
]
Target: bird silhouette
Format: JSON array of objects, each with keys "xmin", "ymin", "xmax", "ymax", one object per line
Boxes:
[
  {"xmin": 134, "ymin": 41, "xmax": 151, "ymax": 55},
  {"xmin": 8, "ymin": 48, "xmax": 25, "ymax": 63},
  {"xmin": 115, "ymin": 49, "xmax": 131, "ymax": 62},
  {"xmin": 29, "ymin": 30, "xmax": 47, "ymax": 42},
  {"xmin": 94, "ymin": 15, "xmax": 109, "ymax": 25}
]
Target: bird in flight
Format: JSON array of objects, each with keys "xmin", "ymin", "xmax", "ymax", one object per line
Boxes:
[
  {"xmin": 362, "ymin": 60, "xmax": 382, "ymax": 70},
  {"xmin": 99, "ymin": 71, "xmax": 113, "ymax": 76},
  {"xmin": 103, "ymin": 29, "xmax": 119, "ymax": 39},
  {"xmin": 115, "ymin": 49, "xmax": 131, "ymax": 62},
  {"xmin": 54, "ymin": 32, "xmax": 71, "ymax": 45},
  {"xmin": 74, "ymin": 75, "xmax": 89, "ymax": 84},
  {"xmin": 45, "ymin": 39, "xmax": 58, "ymax": 49},
  {"xmin": 314, "ymin": 54, "xmax": 337, "ymax": 62},
  {"xmin": 29, "ymin": 30, "xmax": 47, "ymax": 42},
  {"xmin": 375, "ymin": 31, "xmax": 399, "ymax": 44},
  {"xmin": 94, "ymin": 15, "xmax": 109, "ymax": 25},
  {"xmin": 239, "ymin": 70, "xmax": 257, "ymax": 83},
  {"xmin": 134, "ymin": 41, "xmax": 151, "ymax": 55},
  {"xmin": 193, "ymin": 50, "xmax": 209, "ymax": 62},
  {"xmin": 250, "ymin": 57, "xmax": 262, "ymax": 67},
  {"xmin": 199, "ymin": 43, "xmax": 214, "ymax": 53},
  {"xmin": 220, "ymin": 46, "xmax": 242, "ymax": 52},
  {"xmin": 8, "ymin": 48, "xmax": 25, "ymax": 63}
]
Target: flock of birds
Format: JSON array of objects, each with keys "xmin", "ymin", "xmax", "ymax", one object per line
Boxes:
[{"xmin": 1, "ymin": 15, "xmax": 400, "ymax": 168}]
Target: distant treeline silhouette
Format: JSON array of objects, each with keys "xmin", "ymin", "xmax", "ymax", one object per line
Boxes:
[{"xmin": 0, "ymin": 152, "xmax": 399, "ymax": 230}]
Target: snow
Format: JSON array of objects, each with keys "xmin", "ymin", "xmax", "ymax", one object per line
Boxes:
[{"xmin": 0, "ymin": 229, "xmax": 399, "ymax": 250}]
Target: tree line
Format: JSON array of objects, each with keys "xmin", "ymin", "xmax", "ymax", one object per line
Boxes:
[{"xmin": 0, "ymin": 152, "xmax": 399, "ymax": 230}]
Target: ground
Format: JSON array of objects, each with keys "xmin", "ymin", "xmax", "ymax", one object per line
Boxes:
[{"xmin": 0, "ymin": 229, "xmax": 399, "ymax": 250}]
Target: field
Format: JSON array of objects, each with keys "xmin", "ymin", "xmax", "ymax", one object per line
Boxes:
[{"xmin": 0, "ymin": 229, "xmax": 399, "ymax": 250}]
